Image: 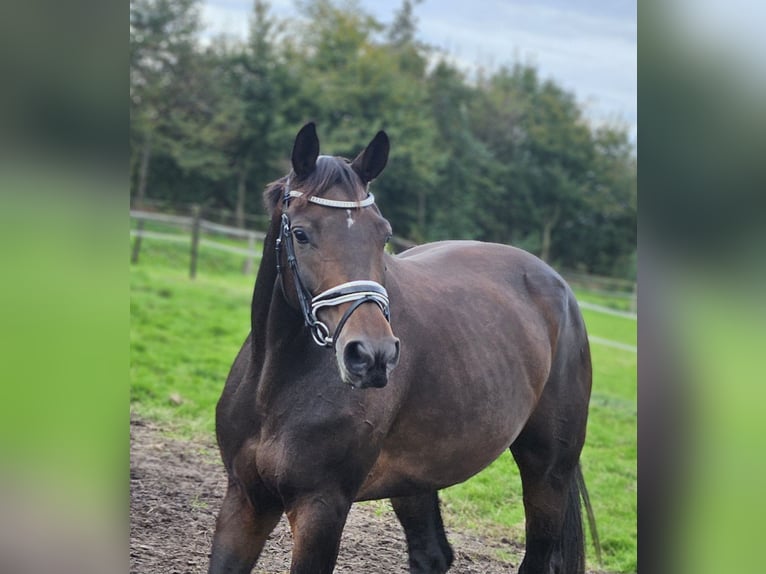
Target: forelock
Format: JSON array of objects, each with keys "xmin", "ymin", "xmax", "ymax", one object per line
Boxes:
[{"xmin": 263, "ymin": 155, "xmax": 365, "ymax": 214}]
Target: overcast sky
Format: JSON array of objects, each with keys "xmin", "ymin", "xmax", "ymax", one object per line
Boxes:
[{"xmin": 201, "ymin": 0, "xmax": 637, "ymax": 142}]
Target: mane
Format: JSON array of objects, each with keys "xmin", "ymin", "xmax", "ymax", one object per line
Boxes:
[{"xmin": 263, "ymin": 155, "xmax": 366, "ymax": 214}]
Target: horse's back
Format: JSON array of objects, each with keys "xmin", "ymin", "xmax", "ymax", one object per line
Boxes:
[
  {"xmin": 393, "ymin": 240, "xmax": 574, "ymax": 330},
  {"xmin": 398, "ymin": 239, "xmax": 558, "ymax": 276}
]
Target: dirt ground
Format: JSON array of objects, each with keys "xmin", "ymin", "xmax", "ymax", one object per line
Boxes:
[{"xmin": 129, "ymin": 417, "xmax": 526, "ymax": 574}]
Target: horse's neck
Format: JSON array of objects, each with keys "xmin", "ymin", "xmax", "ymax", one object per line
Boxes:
[
  {"xmin": 249, "ymin": 215, "xmax": 307, "ymax": 373},
  {"xmin": 252, "ymin": 265, "xmax": 312, "ymax": 409},
  {"xmin": 250, "ymin": 216, "xmax": 281, "ymax": 371}
]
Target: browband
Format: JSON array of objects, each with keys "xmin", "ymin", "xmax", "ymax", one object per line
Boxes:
[{"xmin": 287, "ymin": 190, "xmax": 376, "ymax": 209}]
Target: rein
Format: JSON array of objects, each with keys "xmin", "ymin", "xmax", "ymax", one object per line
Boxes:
[{"xmin": 275, "ymin": 181, "xmax": 390, "ymax": 347}]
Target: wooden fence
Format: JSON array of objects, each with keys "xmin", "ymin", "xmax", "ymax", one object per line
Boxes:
[
  {"xmin": 130, "ymin": 204, "xmax": 418, "ymax": 278},
  {"xmin": 130, "ymin": 207, "xmax": 264, "ymax": 278},
  {"xmin": 560, "ymin": 270, "xmax": 637, "ymax": 313},
  {"xmin": 130, "ymin": 205, "xmax": 636, "ymax": 314}
]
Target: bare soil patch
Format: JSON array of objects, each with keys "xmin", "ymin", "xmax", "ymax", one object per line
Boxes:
[{"xmin": 130, "ymin": 417, "xmax": 524, "ymax": 573}]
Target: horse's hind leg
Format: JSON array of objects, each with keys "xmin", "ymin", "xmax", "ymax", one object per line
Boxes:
[
  {"xmin": 391, "ymin": 491, "xmax": 454, "ymax": 574},
  {"xmin": 510, "ymin": 359, "xmax": 590, "ymax": 573},
  {"xmin": 207, "ymin": 482, "xmax": 282, "ymax": 574},
  {"xmin": 510, "ymin": 440, "xmax": 584, "ymax": 574}
]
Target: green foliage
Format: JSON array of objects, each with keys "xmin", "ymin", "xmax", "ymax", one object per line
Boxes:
[
  {"xmin": 130, "ymin": 0, "xmax": 202, "ymax": 191},
  {"xmin": 129, "ymin": 0, "xmax": 636, "ymax": 277}
]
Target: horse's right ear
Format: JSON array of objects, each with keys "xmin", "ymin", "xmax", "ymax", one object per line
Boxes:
[{"xmin": 291, "ymin": 122, "xmax": 320, "ymax": 179}]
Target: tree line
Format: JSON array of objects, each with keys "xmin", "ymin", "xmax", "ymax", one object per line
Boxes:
[{"xmin": 130, "ymin": 0, "xmax": 636, "ymax": 278}]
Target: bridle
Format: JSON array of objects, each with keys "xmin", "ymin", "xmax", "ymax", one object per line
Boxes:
[{"xmin": 275, "ymin": 180, "xmax": 391, "ymax": 347}]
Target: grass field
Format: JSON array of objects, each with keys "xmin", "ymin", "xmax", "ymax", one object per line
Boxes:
[
  {"xmin": 573, "ymin": 288, "xmax": 635, "ymax": 312},
  {"xmin": 130, "ymin": 237, "xmax": 636, "ymax": 572}
]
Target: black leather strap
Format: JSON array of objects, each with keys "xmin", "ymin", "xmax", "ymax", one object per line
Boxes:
[{"xmin": 276, "ymin": 182, "xmax": 390, "ymax": 347}]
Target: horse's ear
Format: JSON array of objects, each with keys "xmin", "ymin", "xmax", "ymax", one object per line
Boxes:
[
  {"xmin": 351, "ymin": 130, "xmax": 389, "ymax": 185},
  {"xmin": 291, "ymin": 122, "xmax": 320, "ymax": 178}
]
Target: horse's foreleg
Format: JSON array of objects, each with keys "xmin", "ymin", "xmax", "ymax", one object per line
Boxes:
[
  {"xmin": 391, "ymin": 492, "xmax": 454, "ymax": 574},
  {"xmin": 207, "ymin": 482, "xmax": 282, "ymax": 574},
  {"xmin": 285, "ymin": 492, "xmax": 352, "ymax": 574}
]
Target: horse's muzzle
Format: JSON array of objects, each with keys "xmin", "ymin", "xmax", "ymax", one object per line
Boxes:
[{"xmin": 342, "ymin": 337, "xmax": 400, "ymax": 388}]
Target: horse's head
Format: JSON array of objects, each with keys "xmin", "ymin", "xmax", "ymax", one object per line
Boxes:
[{"xmin": 265, "ymin": 123, "xmax": 400, "ymax": 389}]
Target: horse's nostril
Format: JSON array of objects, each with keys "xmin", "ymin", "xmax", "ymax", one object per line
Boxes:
[
  {"xmin": 389, "ymin": 338, "xmax": 401, "ymax": 368},
  {"xmin": 343, "ymin": 341, "xmax": 375, "ymax": 375},
  {"xmin": 343, "ymin": 338, "xmax": 400, "ymax": 385}
]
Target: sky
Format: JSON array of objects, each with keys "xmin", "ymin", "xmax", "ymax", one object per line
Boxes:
[{"xmin": 201, "ymin": 0, "xmax": 637, "ymax": 142}]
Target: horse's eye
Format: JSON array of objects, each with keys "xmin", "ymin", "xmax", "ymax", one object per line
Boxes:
[
  {"xmin": 293, "ymin": 229, "xmax": 310, "ymax": 244},
  {"xmin": 384, "ymin": 234, "xmax": 392, "ymax": 245}
]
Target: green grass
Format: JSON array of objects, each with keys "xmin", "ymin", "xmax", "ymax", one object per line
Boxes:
[
  {"xmin": 581, "ymin": 309, "xmax": 637, "ymax": 348},
  {"xmin": 573, "ymin": 288, "xmax": 636, "ymax": 312},
  {"xmin": 130, "ymin": 233, "xmax": 257, "ymax": 436},
  {"xmin": 130, "ymin": 237, "xmax": 636, "ymax": 572},
  {"xmin": 130, "ymin": 265, "xmax": 252, "ymax": 436}
]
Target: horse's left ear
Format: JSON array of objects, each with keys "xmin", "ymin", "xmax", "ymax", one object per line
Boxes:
[{"xmin": 351, "ymin": 130, "xmax": 389, "ymax": 185}]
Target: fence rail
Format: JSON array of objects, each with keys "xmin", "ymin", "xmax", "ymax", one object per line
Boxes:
[
  {"xmin": 128, "ymin": 210, "xmax": 194, "ymax": 227},
  {"xmin": 578, "ymin": 301, "xmax": 637, "ymax": 320},
  {"xmin": 130, "ymin": 198, "xmax": 270, "ymax": 230},
  {"xmin": 129, "ymin": 229, "xmax": 191, "ymax": 244},
  {"xmin": 130, "ymin": 207, "xmax": 263, "ymax": 277},
  {"xmin": 200, "ymin": 219, "xmax": 264, "ymax": 239},
  {"xmin": 561, "ymin": 270, "xmax": 637, "ymax": 313}
]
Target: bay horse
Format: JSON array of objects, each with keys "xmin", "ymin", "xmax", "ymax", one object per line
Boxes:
[{"xmin": 209, "ymin": 123, "xmax": 597, "ymax": 574}]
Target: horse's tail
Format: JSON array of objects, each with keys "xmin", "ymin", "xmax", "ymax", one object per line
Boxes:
[
  {"xmin": 577, "ymin": 463, "xmax": 602, "ymax": 566},
  {"xmin": 561, "ymin": 462, "xmax": 602, "ymax": 573},
  {"xmin": 557, "ymin": 462, "xmax": 602, "ymax": 574},
  {"xmin": 558, "ymin": 463, "xmax": 586, "ymax": 574}
]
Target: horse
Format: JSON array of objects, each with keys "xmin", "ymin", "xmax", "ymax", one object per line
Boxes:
[{"xmin": 208, "ymin": 123, "xmax": 597, "ymax": 574}]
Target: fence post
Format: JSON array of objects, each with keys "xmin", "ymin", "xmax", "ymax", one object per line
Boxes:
[
  {"xmin": 243, "ymin": 232, "xmax": 256, "ymax": 275},
  {"xmin": 131, "ymin": 217, "xmax": 144, "ymax": 264},
  {"xmin": 630, "ymin": 282, "xmax": 637, "ymax": 314},
  {"xmin": 189, "ymin": 204, "xmax": 201, "ymax": 279}
]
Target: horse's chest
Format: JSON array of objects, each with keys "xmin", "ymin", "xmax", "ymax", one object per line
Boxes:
[{"xmin": 235, "ymin": 408, "xmax": 384, "ymax": 496}]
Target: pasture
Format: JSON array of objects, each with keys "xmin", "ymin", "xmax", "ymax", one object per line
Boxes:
[{"xmin": 130, "ymin": 235, "xmax": 636, "ymax": 573}]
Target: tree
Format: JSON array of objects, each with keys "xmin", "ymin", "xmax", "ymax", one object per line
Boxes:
[
  {"xmin": 289, "ymin": 0, "xmax": 443, "ymax": 240},
  {"xmin": 558, "ymin": 124, "xmax": 636, "ymax": 275},
  {"xmin": 130, "ymin": 0, "xmax": 201, "ymax": 205},
  {"xmin": 426, "ymin": 60, "xmax": 498, "ymax": 241},
  {"xmin": 149, "ymin": 1, "xmax": 294, "ymax": 224},
  {"xmin": 234, "ymin": 0, "xmax": 289, "ymax": 225},
  {"xmin": 127, "ymin": 0, "xmax": 637, "ymax": 277},
  {"xmin": 471, "ymin": 64, "xmax": 595, "ymax": 262}
]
